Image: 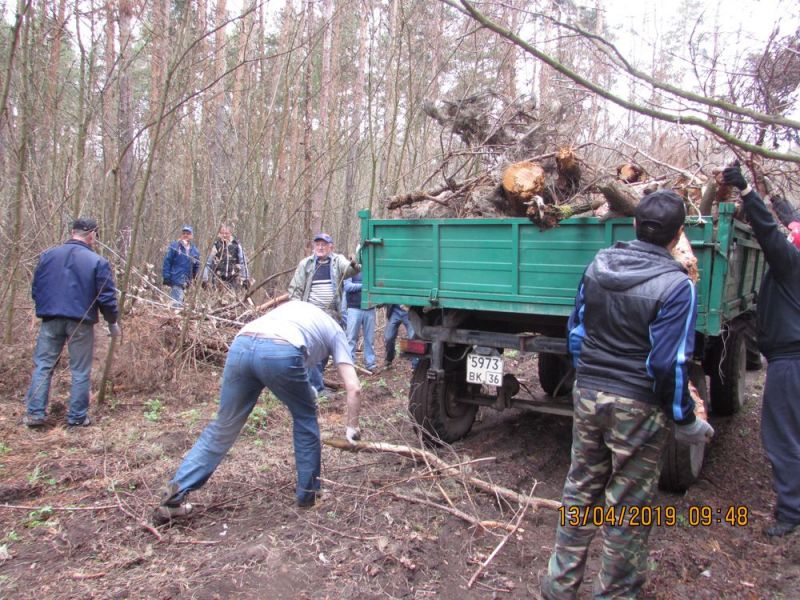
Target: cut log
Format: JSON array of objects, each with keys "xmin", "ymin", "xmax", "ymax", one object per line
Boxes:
[
  {"xmin": 254, "ymin": 292, "xmax": 289, "ymax": 313},
  {"xmin": 699, "ymin": 179, "xmax": 717, "ymax": 216},
  {"xmin": 555, "ymin": 147, "xmax": 581, "ymax": 194},
  {"xmin": 672, "ymin": 232, "xmax": 699, "ymax": 283},
  {"xmin": 502, "ymin": 161, "xmax": 545, "ymax": 216},
  {"xmin": 387, "ymin": 190, "xmax": 433, "ymax": 210},
  {"xmin": 617, "ymin": 163, "xmax": 646, "ymax": 183},
  {"xmin": 527, "ymin": 197, "xmax": 606, "ymax": 229},
  {"xmin": 689, "ymin": 380, "xmax": 707, "ymax": 422},
  {"xmin": 598, "ymin": 180, "xmax": 641, "ymax": 216}
]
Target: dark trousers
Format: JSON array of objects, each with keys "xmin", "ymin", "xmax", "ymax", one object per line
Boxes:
[{"xmin": 762, "ymin": 358, "xmax": 800, "ymax": 524}]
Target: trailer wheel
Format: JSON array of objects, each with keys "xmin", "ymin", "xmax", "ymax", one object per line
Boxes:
[
  {"xmin": 659, "ymin": 364, "xmax": 708, "ymax": 492},
  {"xmin": 708, "ymin": 329, "xmax": 747, "ymax": 416},
  {"xmin": 408, "ymin": 359, "xmax": 478, "ymax": 445},
  {"xmin": 538, "ymin": 353, "xmax": 574, "ymax": 397}
]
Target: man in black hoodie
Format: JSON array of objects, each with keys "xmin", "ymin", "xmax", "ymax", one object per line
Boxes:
[
  {"xmin": 717, "ymin": 165, "xmax": 800, "ymax": 539},
  {"xmin": 542, "ymin": 190, "xmax": 714, "ymax": 599}
]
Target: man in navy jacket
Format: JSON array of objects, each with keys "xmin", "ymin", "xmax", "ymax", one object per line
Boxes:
[
  {"xmin": 24, "ymin": 218, "xmax": 120, "ymax": 428},
  {"xmin": 162, "ymin": 224, "xmax": 200, "ymax": 307},
  {"xmin": 542, "ymin": 190, "xmax": 714, "ymax": 599},
  {"xmin": 718, "ymin": 165, "xmax": 800, "ymax": 538}
]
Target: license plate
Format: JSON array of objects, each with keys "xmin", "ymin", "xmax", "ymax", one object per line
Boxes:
[{"xmin": 466, "ymin": 353, "xmax": 504, "ymax": 387}]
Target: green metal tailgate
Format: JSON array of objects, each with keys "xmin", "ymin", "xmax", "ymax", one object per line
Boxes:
[{"xmin": 359, "ymin": 203, "xmax": 764, "ymax": 337}]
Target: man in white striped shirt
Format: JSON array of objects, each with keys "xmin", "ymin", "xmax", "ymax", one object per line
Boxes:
[{"xmin": 288, "ymin": 233, "xmax": 360, "ymax": 391}]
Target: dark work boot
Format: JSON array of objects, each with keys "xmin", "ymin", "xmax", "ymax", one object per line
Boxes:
[
  {"xmin": 764, "ymin": 520, "xmax": 799, "ymax": 538},
  {"xmin": 23, "ymin": 415, "xmax": 46, "ymax": 428}
]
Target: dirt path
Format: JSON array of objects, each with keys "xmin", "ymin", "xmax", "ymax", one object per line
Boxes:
[{"xmin": 0, "ymin": 340, "xmax": 797, "ymax": 599}]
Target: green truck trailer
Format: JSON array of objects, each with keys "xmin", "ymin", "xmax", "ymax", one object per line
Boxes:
[{"xmin": 358, "ymin": 202, "xmax": 766, "ymax": 491}]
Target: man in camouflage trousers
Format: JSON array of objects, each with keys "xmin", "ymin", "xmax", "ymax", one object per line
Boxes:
[{"xmin": 541, "ymin": 190, "xmax": 714, "ymax": 599}]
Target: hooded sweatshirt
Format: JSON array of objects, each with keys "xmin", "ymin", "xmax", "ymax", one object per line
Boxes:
[
  {"xmin": 741, "ymin": 189, "xmax": 800, "ymax": 360},
  {"xmin": 568, "ymin": 239, "xmax": 698, "ymax": 424}
]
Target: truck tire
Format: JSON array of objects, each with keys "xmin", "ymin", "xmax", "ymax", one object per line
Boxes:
[
  {"xmin": 408, "ymin": 359, "xmax": 478, "ymax": 445},
  {"xmin": 708, "ymin": 329, "xmax": 747, "ymax": 416},
  {"xmin": 659, "ymin": 364, "xmax": 708, "ymax": 492},
  {"xmin": 538, "ymin": 353, "xmax": 574, "ymax": 397}
]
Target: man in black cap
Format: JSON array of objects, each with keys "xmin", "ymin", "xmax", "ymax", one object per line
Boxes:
[
  {"xmin": 541, "ymin": 190, "xmax": 714, "ymax": 599},
  {"xmin": 23, "ymin": 218, "xmax": 120, "ymax": 428},
  {"xmin": 717, "ymin": 165, "xmax": 800, "ymax": 538}
]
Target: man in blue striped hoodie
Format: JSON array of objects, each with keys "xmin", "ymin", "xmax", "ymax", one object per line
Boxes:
[{"xmin": 542, "ymin": 190, "xmax": 714, "ymax": 599}]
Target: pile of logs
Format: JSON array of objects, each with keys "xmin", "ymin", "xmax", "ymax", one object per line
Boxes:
[{"xmin": 386, "ymin": 147, "xmax": 705, "ymax": 282}]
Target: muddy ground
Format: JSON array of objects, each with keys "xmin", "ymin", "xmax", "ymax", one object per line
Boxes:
[{"xmin": 0, "ymin": 311, "xmax": 798, "ymax": 599}]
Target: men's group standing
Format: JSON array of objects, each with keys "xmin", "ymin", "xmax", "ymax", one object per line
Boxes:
[
  {"xmin": 162, "ymin": 223, "xmax": 251, "ymax": 307},
  {"xmin": 22, "ymin": 173, "xmax": 798, "ymax": 592}
]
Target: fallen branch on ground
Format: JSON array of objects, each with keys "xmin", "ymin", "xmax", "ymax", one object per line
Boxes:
[
  {"xmin": 323, "ymin": 437, "xmax": 560, "ymax": 511},
  {"xmin": 0, "ymin": 503, "xmax": 117, "ymax": 511},
  {"xmin": 467, "ymin": 483, "xmax": 534, "ymax": 587},
  {"xmin": 385, "ymin": 489, "xmax": 517, "ymax": 532}
]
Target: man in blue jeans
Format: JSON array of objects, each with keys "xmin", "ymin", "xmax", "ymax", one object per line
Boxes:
[
  {"xmin": 384, "ymin": 304, "xmax": 415, "ymax": 368},
  {"xmin": 155, "ymin": 300, "xmax": 362, "ymax": 522},
  {"xmin": 24, "ymin": 218, "xmax": 120, "ymax": 428},
  {"xmin": 162, "ymin": 224, "xmax": 201, "ymax": 307},
  {"xmin": 344, "ymin": 273, "xmax": 376, "ymax": 371}
]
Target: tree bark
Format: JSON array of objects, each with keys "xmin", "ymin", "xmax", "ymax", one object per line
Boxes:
[{"xmin": 116, "ymin": 0, "xmax": 135, "ymax": 257}]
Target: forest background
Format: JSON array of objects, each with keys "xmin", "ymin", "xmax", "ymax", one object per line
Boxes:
[{"xmin": 0, "ymin": 0, "xmax": 798, "ymax": 339}]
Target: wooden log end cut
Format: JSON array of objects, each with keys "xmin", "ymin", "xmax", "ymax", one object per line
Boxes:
[{"xmin": 502, "ymin": 161, "xmax": 545, "ymax": 215}]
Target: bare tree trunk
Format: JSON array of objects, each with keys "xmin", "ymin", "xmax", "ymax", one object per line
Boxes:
[
  {"xmin": 341, "ymin": 9, "xmax": 368, "ymax": 245},
  {"xmin": 100, "ymin": 2, "xmax": 116, "ymax": 229},
  {"xmin": 500, "ymin": 0, "xmax": 518, "ymax": 100},
  {"xmin": 4, "ymin": 4, "xmax": 31, "ymax": 344},
  {"xmin": 71, "ymin": 0, "xmax": 95, "ymax": 217},
  {"xmin": 302, "ymin": 0, "xmax": 316, "ymax": 238},
  {"xmin": 379, "ymin": 0, "xmax": 400, "ymax": 198},
  {"xmin": 116, "ymin": 0, "xmax": 135, "ymax": 256},
  {"xmin": 0, "ymin": 2, "xmax": 30, "ymax": 189}
]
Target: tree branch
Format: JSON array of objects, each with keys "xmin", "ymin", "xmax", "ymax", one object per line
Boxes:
[{"xmin": 450, "ymin": 0, "xmax": 800, "ymax": 163}]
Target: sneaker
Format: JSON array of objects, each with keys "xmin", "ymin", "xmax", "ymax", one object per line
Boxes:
[
  {"xmin": 366, "ymin": 365, "xmax": 377, "ymax": 372},
  {"xmin": 67, "ymin": 415, "xmax": 92, "ymax": 427},
  {"xmin": 765, "ymin": 520, "xmax": 799, "ymax": 538},
  {"xmin": 384, "ymin": 360, "xmax": 393, "ymax": 369},
  {"xmin": 23, "ymin": 415, "xmax": 45, "ymax": 428},
  {"xmin": 153, "ymin": 502, "xmax": 193, "ymax": 525}
]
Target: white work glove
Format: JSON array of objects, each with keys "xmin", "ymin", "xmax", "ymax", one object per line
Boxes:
[
  {"xmin": 346, "ymin": 426, "xmax": 361, "ymax": 444},
  {"xmin": 108, "ymin": 322, "xmax": 122, "ymax": 337},
  {"xmin": 675, "ymin": 419, "xmax": 714, "ymax": 444}
]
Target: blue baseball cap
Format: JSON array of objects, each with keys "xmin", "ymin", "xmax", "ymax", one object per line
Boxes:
[
  {"xmin": 181, "ymin": 225, "xmax": 193, "ymax": 234},
  {"xmin": 313, "ymin": 233, "xmax": 333, "ymax": 244}
]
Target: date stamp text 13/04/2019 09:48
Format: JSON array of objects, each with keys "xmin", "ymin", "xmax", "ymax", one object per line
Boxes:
[{"xmin": 558, "ymin": 504, "xmax": 750, "ymax": 528}]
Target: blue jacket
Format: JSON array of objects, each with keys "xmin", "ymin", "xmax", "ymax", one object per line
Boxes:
[
  {"xmin": 162, "ymin": 240, "xmax": 201, "ymax": 287},
  {"xmin": 32, "ymin": 239, "xmax": 119, "ymax": 325},
  {"xmin": 568, "ymin": 239, "xmax": 698, "ymax": 424}
]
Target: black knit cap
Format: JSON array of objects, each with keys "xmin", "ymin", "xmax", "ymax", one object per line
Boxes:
[
  {"xmin": 635, "ymin": 189, "xmax": 686, "ymax": 245},
  {"xmin": 71, "ymin": 217, "xmax": 99, "ymax": 233}
]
